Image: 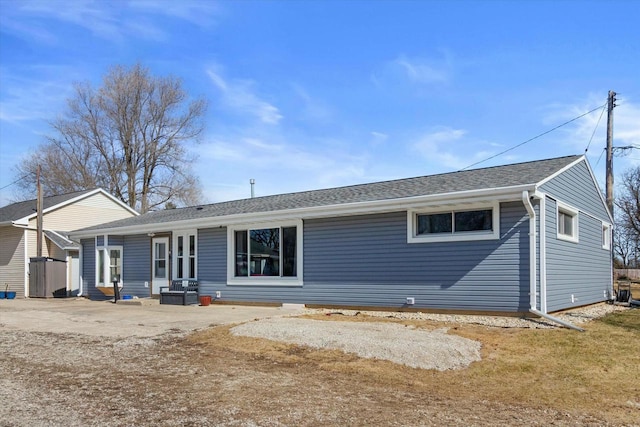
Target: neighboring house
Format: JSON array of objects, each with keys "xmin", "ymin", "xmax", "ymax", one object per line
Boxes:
[
  {"xmin": 0, "ymin": 189, "xmax": 138, "ymax": 298},
  {"xmin": 70, "ymin": 155, "xmax": 613, "ymax": 315}
]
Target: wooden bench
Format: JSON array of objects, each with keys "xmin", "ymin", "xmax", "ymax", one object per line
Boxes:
[{"xmin": 159, "ymin": 280, "xmax": 199, "ymax": 305}]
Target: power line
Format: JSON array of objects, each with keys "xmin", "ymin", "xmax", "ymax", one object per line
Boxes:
[
  {"xmin": 0, "ymin": 177, "xmax": 23, "ymax": 191},
  {"xmin": 595, "ymin": 147, "xmax": 606, "ymax": 168},
  {"xmin": 460, "ymin": 102, "xmax": 607, "ymax": 171},
  {"xmin": 0, "ymin": 173, "xmax": 34, "ymax": 191},
  {"xmin": 584, "ymin": 101, "xmax": 607, "ymax": 153}
]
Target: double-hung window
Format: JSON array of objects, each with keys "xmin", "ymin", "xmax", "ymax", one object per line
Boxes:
[
  {"xmin": 227, "ymin": 221, "xmax": 303, "ymax": 286},
  {"xmin": 96, "ymin": 243, "xmax": 123, "ymax": 286},
  {"xmin": 408, "ymin": 202, "xmax": 499, "ymax": 243},
  {"xmin": 174, "ymin": 231, "xmax": 197, "ymax": 280},
  {"xmin": 556, "ymin": 202, "xmax": 579, "ymax": 243}
]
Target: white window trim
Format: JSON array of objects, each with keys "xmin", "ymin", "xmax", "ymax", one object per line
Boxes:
[
  {"xmin": 227, "ymin": 220, "xmax": 303, "ymax": 287},
  {"xmin": 407, "ymin": 201, "xmax": 500, "ymax": 244},
  {"xmin": 602, "ymin": 222, "xmax": 612, "ymax": 250},
  {"xmin": 95, "ymin": 237, "xmax": 123, "ymax": 287},
  {"xmin": 556, "ymin": 201, "xmax": 579, "ymax": 243},
  {"xmin": 173, "ymin": 230, "xmax": 198, "ymax": 280}
]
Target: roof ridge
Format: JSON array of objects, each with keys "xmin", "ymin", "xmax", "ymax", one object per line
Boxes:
[{"xmin": 175, "ymin": 154, "xmax": 583, "ymax": 210}]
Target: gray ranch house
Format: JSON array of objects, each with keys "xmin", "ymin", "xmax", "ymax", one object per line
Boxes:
[{"xmin": 71, "ymin": 155, "xmax": 613, "ymax": 315}]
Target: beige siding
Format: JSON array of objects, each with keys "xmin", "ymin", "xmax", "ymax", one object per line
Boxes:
[
  {"xmin": 3, "ymin": 191, "xmax": 134, "ymax": 298},
  {"xmin": 28, "ymin": 192, "xmax": 135, "ymax": 231},
  {"xmin": 0, "ymin": 226, "xmax": 26, "ymax": 296},
  {"xmin": 26, "ymin": 229, "xmax": 51, "ymax": 258},
  {"xmin": 47, "ymin": 240, "xmax": 66, "ymax": 260}
]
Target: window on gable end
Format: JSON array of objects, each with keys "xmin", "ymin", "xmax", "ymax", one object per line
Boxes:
[{"xmin": 557, "ymin": 202, "xmax": 579, "ymax": 243}]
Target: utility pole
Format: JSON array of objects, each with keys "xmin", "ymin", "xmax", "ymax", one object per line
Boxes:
[
  {"xmin": 36, "ymin": 165, "xmax": 43, "ymax": 258},
  {"xmin": 605, "ymin": 90, "xmax": 616, "ymax": 217}
]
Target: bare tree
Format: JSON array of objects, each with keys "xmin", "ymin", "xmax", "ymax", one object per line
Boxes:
[
  {"xmin": 14, "ymin": 63, "xmax": 207, "ymax": 212},
  {"xmin": 614, "ymin": 166, "xmax": 640, "ymax": 267}
]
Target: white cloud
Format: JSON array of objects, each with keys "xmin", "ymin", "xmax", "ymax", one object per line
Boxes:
[
  {"xmin": 370, "ymin": 131, "xmax": 388, "ymax": 145},
  {"xmin": 207, "ymin": 68, "xmax": 283, "ymax": 125},
  {"xmin": 394, "ymin": 55, "xmax": 450, "ymax": 84},
  {"xmin": 0, "ymin": 67, "xmax": 77, "ymax": 123},
  {"xmin": 290, "ymin": 83, "xmax": 333, "ymax": 123},
  {"xmin": 198, "ymin": 132, "xmax": 368, "ymax": 203},
  {"xmin": 129, "ymin": 0, "xmax": 220, "ymax": 27},
  {"xmin": 411, "ymin": 127, "xmax": 499, "ymax": 170},
  {"xmin": 0, "ymin": 0, "xmax": 221, "ymax": 44},
  {"xmin": 543, "ymin": 94, "xmax": 640, "ymax": 158},
  {"xmin": 372, "ymin": 53, "xmax": 453, "ymax": 88},
  {"xmin": 540, "ymin": 94, "xmax": 640, "ymax": 188}
]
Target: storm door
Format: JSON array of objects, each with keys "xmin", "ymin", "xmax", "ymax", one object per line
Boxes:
[{"xmin": 151, "ymin": 237, "xmax": 169, "ymax": 295}]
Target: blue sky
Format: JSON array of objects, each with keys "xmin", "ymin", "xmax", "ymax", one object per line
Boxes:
[{"xmin": 1, "ymin": 0, "xmax": 639, "ymax": 207}]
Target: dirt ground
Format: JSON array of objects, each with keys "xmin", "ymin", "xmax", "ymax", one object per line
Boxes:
[{"xmin": 0, "ymin": 298, "xmax": 634, "ymax": 426}]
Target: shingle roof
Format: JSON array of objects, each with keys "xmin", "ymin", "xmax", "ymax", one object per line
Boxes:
[
  {"xmin": 75, "ymin": 155, "xmax": 582, "ymax": 233},
  {"xmin": 44, "ymin": 230, "xmax": 80, "ymax": 250},
  {"xmin": 0, "ymin": 189, "xmax": 97, "ymax": 223}
]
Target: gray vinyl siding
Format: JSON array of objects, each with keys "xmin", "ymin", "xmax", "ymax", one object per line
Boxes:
[
  {"xmin": 81, "ymin": 238, "xmax": 104, "ymax": 300},
  {"xmin": 545, "ymin": 197, "xmax": 611, "ymax": 312},
  {"xmin": 539, "ymin": 160, "xmax": 610, "ymax": 222},
  {"xmin": 199, "ymin": 202, "xmax": 531, "ymax": 312},
  {"xmin": 82, "ymin": 235, "xmax": 150, "ymax": 300},
  {"xmin": 198, "ymin": 228, "xmax": 227, "ymax": 284},
  {"xmin": 121, "ymin": 235, "xmax": 151, "ymax": 298},
  {"xmin": 108, "ymin": 235, "xmax": 124, "ymax": 246}
]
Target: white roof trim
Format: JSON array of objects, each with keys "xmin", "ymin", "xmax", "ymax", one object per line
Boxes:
[
  {"xmin": 45, "ymin": 229, "xmax": 76, "ymax": 249},
  {"xmin": 70, "ymin": 184, "xmax": 534, "ymax": 238},
  {"xmin": 20, "ymin": 188, "xmax": 139, "ymax": 223},
  {"xmin": 535, "ymin": 155, "xmax": 612, "ymax": 223},
  {"xmin": 582, "ymin": 156, "xmax": 613, "ymax": 223},
  {"xmin": 535, "ymin": 155, "xmax": 585, "ymax": 187}
]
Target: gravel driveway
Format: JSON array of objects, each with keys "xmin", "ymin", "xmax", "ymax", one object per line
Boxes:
[{"xmin": 0, "ymin": 298, "xmax": 628, "ymax": 426}]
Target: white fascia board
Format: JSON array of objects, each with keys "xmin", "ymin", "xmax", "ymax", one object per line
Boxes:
[
  {"xmin": 46, "ymin": 230, "xmax": 78, "ymax": 250},
  {"xmin": 582, "ymin": 157, "xmax": 613, "ymax": 223},
  {"xmin": 535, "ymin": 156, "xmax": 585, "ymax": 188},
  {"xmin": 536, "ymin": 156, "xmax": 613, "ymax": 223},
  {"xmin": 69, "ymin": 184, "xmax": 535, "ymax": 238},
  {"xmin": 94, "ymin": 189, "xmax": 140, "ymax": 216},
  {"xmin": 23, "ymin": 188, "xmax": 139, "ymax": 222}
]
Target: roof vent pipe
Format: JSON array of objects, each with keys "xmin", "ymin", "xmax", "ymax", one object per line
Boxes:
[{"xmin": 250, "ymin": 179, "xmax": 255, "ymax": 198}]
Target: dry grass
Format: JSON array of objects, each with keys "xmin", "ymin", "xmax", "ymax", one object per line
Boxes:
[{"xmin": 191, "ymin": 308, "xmax": 640, "ymax": 425}]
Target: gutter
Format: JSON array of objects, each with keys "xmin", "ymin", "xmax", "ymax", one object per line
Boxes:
[
  {"xmin": 70, "ymin": 184, "xmax": 536, "ymax": 239},
  {"xmin": 522, "ymin": 191, "xmax": 583, "ymax": 332}
]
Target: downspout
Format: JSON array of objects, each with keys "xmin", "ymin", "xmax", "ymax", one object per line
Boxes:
[
  {"xmin": 78, "ymin": 243, "xmax": 83, "ymax": 297},
  {"xmin": 522, "ymin": 191, "xmax": 584, "ymax": 332},
  {"xmin": 522, "ymin": 191, "xmax": 537, "ymax": 312}
]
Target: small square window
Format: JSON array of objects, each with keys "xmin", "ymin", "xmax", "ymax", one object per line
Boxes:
[{"xmin": 557, "ymin": 203, "xmax": 579, "ymax": 243}]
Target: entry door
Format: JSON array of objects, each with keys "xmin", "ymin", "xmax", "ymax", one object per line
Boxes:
[
  {"xmin": 152, "ymin": 237, "xmax": 169, "ymax": 295},
  {"xmin": 70, "ymin": 252, "xmax": 80, "ymax": 296}
]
